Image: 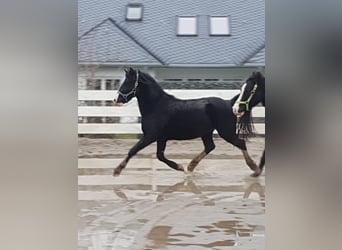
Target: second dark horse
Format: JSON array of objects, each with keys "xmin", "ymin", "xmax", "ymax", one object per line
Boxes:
[{"xmin": 113, "ymin": 68, "xmax": 261, "ymax": 177}]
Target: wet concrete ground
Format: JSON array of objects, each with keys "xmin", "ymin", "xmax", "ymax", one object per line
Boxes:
[{"xmin": 79, "ymin": 138, "xmax": 265, "ymax": 250}]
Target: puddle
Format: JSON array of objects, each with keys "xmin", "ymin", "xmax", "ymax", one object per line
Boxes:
[
  {"xmin": 79, "ymin": 158, "xmax": 265, "ymax": 249},
  {"xmin": 146, "ymin": 225, "xmax": 172, "ymax": 249}
]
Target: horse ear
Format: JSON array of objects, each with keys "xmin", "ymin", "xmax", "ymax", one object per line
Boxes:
[
  {"xmin": 129, "ymin": 67, "xmax": 134, "ymax": 72},
  {"xmin": 256, "ymin": 72, "xmax": 263, "ymax": 79},
  {"xmin": 124, "ymin": 68, "xmax": 128, "ymax": 73}
]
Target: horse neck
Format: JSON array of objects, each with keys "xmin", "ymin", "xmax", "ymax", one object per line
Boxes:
[{"xmin": 136, "ymin": 81, "xmax": 169, "ymax": 115}]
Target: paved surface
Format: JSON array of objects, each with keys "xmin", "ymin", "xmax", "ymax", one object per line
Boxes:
[{"xmin": 78, "ymin": 138, "xmax": 265, "ymax": 250}]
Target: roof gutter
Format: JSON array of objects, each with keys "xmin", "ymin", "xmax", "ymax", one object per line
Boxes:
[
  {"xmin": 78, "ymin": 62, "xmax": 265, "ymax": 68},
  {"xmin": 78, "ymin": 62, "xmax": 163, "ymax": 66},
  {"xmin": 168, "ymin": 63, "xmax": 244, "ymax": 68}
]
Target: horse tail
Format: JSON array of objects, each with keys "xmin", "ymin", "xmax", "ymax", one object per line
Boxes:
[{"xmin": 236, "ymin": 111, "xmax": 255, "ymax": 140}]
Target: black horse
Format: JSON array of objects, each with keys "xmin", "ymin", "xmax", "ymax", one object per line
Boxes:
[
  {"xmin": 232, "ymin": 71, "xmax": 265, "ymax": 176},
  {"xmin": 113, "ymin": 68, "xmax": 260, "ymax": 177}
]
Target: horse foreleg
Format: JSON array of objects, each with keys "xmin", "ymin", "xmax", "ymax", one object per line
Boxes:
[
  {"xmin": 218, "ymin": 132, "xmax": 260, "ymax": 176},
  {"xmin": 113, "ymin": 136, "xmax": 155, "ymax": 176},
  {"xmin": 156, "ymin": 139, "xmax": 184, "ymax": 172},
  {"xmin": 188, "ymin": 135, "xmax": 215, "ymax": 172},
  {"xmin": 230, "ymin": 137, "xmax": 261, "ymax": 177},
  {"xmin": 251, "ymin": 150, "xmax": 265, "ymax": 177},
  {"xmin": 242, "ymin": 149, "xmax": 262, "ymax": 177},
  {"xmin": 246, "ymin": 150, "xmax": 265, "ymax": 177}
]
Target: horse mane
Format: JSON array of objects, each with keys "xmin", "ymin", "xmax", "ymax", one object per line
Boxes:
[
  {"xmin": 138, "ymin": 70, "xmax": 174, "ymax": 97},
  {"xmin": 237, "ymin": 112, "xmax": 255, "ymax": 140},
  {"xmin": 138, "ymin": 71, "xmax": 158, "ymax": 84},
  {"xmin": 231, "ymin": 93, "xmax": 255, "ymax": 140}
]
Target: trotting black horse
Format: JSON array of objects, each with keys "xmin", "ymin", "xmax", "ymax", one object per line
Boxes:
[
  {"xmin": 232, "ymin": 71, "xmax": 265, "ymax": 176},
  {"xmin": 113, "ymin": 68, "xmax": 261, "ymax": 177}
]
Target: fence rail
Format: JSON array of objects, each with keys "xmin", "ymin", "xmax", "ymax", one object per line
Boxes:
[
  {"xmin": 78, "ymin": 106, "xmax": 265, "ymax": 117},
  {"xmin": 79, "ymin": 89, "xmax": 241, "ymax": 101},
  {"xmin": 78, "ymin": 90, "xmax": 265, "ymax": 135}
]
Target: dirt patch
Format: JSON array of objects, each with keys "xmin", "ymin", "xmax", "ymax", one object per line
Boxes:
[{"xmin": 79, "ymin": 137, "xmax": 265, "ymax": 159}]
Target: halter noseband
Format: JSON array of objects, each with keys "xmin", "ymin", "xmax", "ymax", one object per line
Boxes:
[
  {"xmin": 236, "ymin": 84, "xmax": 258, "ymax": 112},
  {"xmin": 117, "ymin": 72, "xmax": 139, "ymax": 102}
]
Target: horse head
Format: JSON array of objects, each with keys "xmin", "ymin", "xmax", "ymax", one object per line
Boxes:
[
  {"xmin": 233, "ymin": 71, "xmax": 265, "ymax": 117},
  {"xmin": 113, "ymin": 67, "xmax": 139, "ymax": 105}
]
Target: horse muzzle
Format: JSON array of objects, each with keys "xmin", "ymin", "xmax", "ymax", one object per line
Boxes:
[
  {"xmin": 232, "ymin": 104, "xmax": 244, "ymax": 117},
  {"xmin": 234, "ymin": 111, "xmax": 245, "ymax": 118}
]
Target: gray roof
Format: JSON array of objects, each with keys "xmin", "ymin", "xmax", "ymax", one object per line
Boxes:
[
  {"xmin": 79, "ymin": 0, "xmax": 265, "ymax": 67},
  {"xmin": 79, "ymin": 19, "xmax": 162, "ymax": 65},
  {"xmin": 244, "ymin": 46, "xmax": 265, "ymax": 66}
]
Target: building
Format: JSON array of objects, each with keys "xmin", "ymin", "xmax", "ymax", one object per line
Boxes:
[{"xmin": 78, "ymin": 0, "xmax": 265, "ymax": 91}]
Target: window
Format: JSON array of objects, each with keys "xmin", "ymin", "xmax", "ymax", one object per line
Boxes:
[
  {"xmin": 210, "ymin": 16, "xmax": 230, "ymax": 36},
  {"xmin": 177, "ymin": 16, "xmax": 197, "ymax": 36},
  {"xmin": 126, "ymin": 4, "xmax": 143, "ymax": 21}
]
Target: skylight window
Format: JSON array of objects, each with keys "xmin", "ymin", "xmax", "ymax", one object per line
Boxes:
[
  {"xmin": 210, "ymin": 16, "xmax": 230, "ymax": 35},
  {"xmin": 177, "ymin": 17, "xmax": 197, "ymax": 36},
  {"xmin": 126, "ymin": 4, "xmax": 143, "ymax": 21}
]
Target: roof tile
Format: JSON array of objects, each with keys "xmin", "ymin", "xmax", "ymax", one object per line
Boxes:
[{"xmin": 78, "ymin": 0, "xmax": 265, "ymax": 66}]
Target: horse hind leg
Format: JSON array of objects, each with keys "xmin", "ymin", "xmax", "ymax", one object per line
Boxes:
[
  {"xmin": 156, "ymin": 139, "xmax": 184, "ymax": 172},
  {"xmin": 188, "ymin": 134, "xmax": 215, "ymax": 172}
]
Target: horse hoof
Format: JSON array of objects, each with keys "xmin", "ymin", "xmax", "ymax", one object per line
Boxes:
[
  {"xmin": 177, "ymin": 164, "xmax": 185, "ymax": 172},
  {"xmin": 250, "ymin": 168, "xmax": 262, "ymax": 177},
  {"xmin": 113, "ymin": 168, "xmax": 121, "ymax": 177}
]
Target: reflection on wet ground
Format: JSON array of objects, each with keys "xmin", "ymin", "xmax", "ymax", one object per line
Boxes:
[{"xmin": 78, "ymin": 158, "xmax": 265, "ymax": 250}]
